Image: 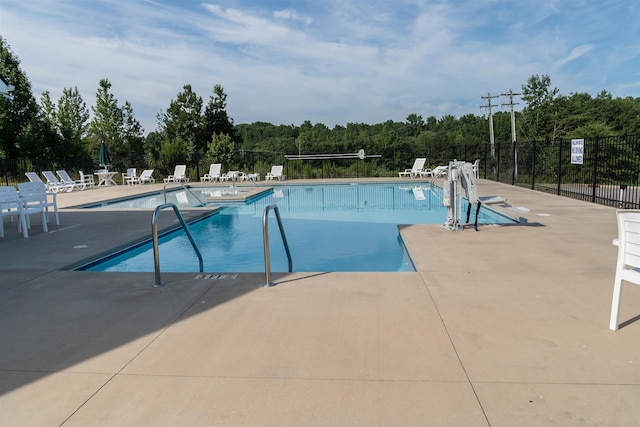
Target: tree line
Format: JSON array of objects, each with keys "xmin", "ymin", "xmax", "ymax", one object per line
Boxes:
[{"xmin": 2, "ymin": 34, "xmax": 640, "ymax": 179}]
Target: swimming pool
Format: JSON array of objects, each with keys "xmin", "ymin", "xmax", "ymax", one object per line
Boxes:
[{"xmin": 81, "ymin": 183, "xmax": 514, "ymax": 273}]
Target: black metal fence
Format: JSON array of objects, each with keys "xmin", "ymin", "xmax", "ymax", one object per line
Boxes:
[
  {"xmin": 2, "ymin": 134, "xmax": 639, "ymax": 208},
  {"xmin": 479, "ymin": 134, "xmax": 640, "ymax": 209}
]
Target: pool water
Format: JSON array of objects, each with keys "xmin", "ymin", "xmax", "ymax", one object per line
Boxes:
[{"xmin": 82, "ymin": 184, "xmax": 513, "ymax": 273}]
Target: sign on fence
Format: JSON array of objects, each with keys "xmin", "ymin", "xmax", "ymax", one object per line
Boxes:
[{"xmin": 571, "ymin": 138, "xmax": 584, "ymax": 164}]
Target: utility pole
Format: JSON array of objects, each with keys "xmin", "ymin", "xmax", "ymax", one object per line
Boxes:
[
  {"xmin": 501, "ymin": 89, "xmax": 520, "ymax": 184},
  {"xmin": 481, "ymin": 93, "xmax": 499, "ymax": 157}
]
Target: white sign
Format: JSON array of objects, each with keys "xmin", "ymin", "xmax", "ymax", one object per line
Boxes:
[{"xmin": 571, "ymin": 138, "xmax": 584, "ymax": 164}]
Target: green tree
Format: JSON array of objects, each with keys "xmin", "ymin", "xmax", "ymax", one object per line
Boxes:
[
  {"xmin": 205, "ymin": 133, "xmax": 236, "ymax": 168},
  {"xmin": 160, "ymin": 84, "xmax": 203, "ymax": 164},
  {"xmin": 0, "ymin": 36, "xmax": 43, "ymax": 158},
  {"xmin": 56, "ymin": 86, "xmax": 89, "ymax": 158},
  {"xmin": 120, "ymin": 101, "xmax": 145, "ymax": 166},
  {"xmin": 521, "ymin": 74, "xmax": 560, "ymax": 140},
  {"xmin": 39, "ymin": 91, "xmax": 63, "ymax": 157},
  {"xmin": 87, "ymin": 79, "xmax": 123, "ymax": 166},
  {"xmin": 405, "ymin": 113, "xmax": 424, "ymax": 136},
  {"xmin": 144, "ymin": 131, "xmax": 163, "ymax": 167},
  {"xmin": 202, "ymin": 84, "xmax": 235, "ymax": 145}
]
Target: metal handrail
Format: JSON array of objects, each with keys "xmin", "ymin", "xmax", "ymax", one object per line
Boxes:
[
  {"xmin": 262, "ymin": 204, "xmax": 292, "ymax": 287},
  {"xmin": 163, "ymin": 182, "xmax": 205, "ymax": 206},
  {"xmin": 151, "ymin": 203, "xmax": 203, "ymax": 287}
]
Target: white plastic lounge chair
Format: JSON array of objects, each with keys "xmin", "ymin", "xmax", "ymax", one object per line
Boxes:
[
  {"xmin": 122, "ymin": 168, "xmax": 137, "ymax": 185},
  {"xmin": 265, "ymin": 165, "xmax": 284, "ymax": 181},
  {"xmin": 163, "ymin": 165, "xmax": 189, "ymax": 183},
  {"xmin": 221, "ymin": 170, "xmax": 246, "ymax": 181},
  {"xmin": 25, "ymin": 172, "xmax": 45, "ymax": 185},
  {"xmin": 78, "ymin": 171, "xmax": 95, "ymax": 189},
  {"xmin": 26, "ymin": 171, "xmax": 65, "ymax": 193},
  {"xmin": 427, "ymin": 165, "xmax": 449, "ymax": 179},
  {"xmin": 42, "ymin": 171, "xmax": 74, "ymax": 192},
  {"xmin": 18, "ymin": 181, "xmax": 59, "ymax": 226},
  {"xmin": 138, "ymin": 169, "xmax": 155, "ymax": 184},
  {"xmin": 399, "ymin": 158, "xmax": 426, "ymax": 178},
  {"xmin": 56, "ymin": 170, "xmax": 86, "ymax": 190},
  {"xmin": 200, "ymin": 164, "xmax": 222, "ymax": 182},
  {"xmin": 610, "ymin": 210, "xmax": 640, "ymax": 330}
]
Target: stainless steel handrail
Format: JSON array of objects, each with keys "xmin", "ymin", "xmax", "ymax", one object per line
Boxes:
[
  {"xmin": 262, "ymin": 204, "xmax": 292, "ymax": 287},
  {"xmin": 151, "ymin": 203, "xmax": 203, "ymax": 287},
  {"xmin": 162, "ymin": 182, "xmax": 205, "ymax": 206}
]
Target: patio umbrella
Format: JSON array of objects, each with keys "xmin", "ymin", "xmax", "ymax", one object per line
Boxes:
[{"xmin": 99, "ymin": 142, "xmax": 111, "ymax": 168}]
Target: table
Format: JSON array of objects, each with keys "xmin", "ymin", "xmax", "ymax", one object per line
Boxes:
[{"xmin": 95, "ymin": 171, "xmax": 118, "ymax": 186}]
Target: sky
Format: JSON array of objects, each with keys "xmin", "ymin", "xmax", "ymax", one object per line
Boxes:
[{"xmin": 1, "ymin": 0, "xmax": 639, "ymax": 134}]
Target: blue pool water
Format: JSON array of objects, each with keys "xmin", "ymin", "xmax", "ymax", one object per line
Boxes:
[{"xmin": 82, "ymin": 183, "xmax": 513, "ymax": 273}]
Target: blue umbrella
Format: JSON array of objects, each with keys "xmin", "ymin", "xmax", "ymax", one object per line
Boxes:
[{"xmin": 99, "ymin": 142, "xmax": 111, "ymax": 168}]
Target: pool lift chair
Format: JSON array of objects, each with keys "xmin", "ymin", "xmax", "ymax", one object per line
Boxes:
[{"xmin": 442, "ymin": 160, "xmax": 482, "ymax": 231}]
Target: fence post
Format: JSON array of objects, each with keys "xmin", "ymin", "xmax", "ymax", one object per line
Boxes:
[
  {"xmin": 531, "ymin": 139, "xmax": 536, "ymax": 190},
  {"xmin": 496, "ymin": 143, "xmax": 501, "ymax": 182},
  {"xmin": 591, "ymin": 135, "xmax": 600, "ymax": 203},
  {"xmin": 511, "ymin": 140, "xmax": 516, "ymax": 185},
  {"xmin": 556, "ymin": 139, "xmax": 562, "ymax": 195},
  {"xmin": 483, "ymin": 144, "xmax": 488, "ymax": 180}
]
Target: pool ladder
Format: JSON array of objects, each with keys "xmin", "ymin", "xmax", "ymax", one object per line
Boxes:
[
  {"xmin": 150, "ymin": 203, "xmax": 291, "ymax": 288},
  {"xmin": 151, "ymin": 203, "xmax": 203, "ymax": 287},
  {"xmin": 262, "ymin": 204, "xmax": 292, "ymax": 287}
]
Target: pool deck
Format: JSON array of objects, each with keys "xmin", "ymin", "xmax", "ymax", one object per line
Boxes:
[{"xmin": 0, "ymin": 179, "xmax": 638, "ymax": 426}]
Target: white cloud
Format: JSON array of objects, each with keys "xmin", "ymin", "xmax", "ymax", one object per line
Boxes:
[
  {"xmin": 556, "ymin": 44, "xmax": 594, "ymax": 67},
  {"xmin": 273, "ymin": 9, "xmax": 313, "ymax": 25}
]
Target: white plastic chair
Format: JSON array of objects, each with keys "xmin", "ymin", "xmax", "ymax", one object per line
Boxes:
[
  {"xmin": 122, "ymin": 168, "xmax": 137, "ymax": 185},
  {"xmin": 610, "ymin": 209, "xmax": 640, "ymax": 330},
  {"xmin": 79, "ymin": 171, "xmax": 95, "ymax": 189},
  {"xmin": 472, "ymin": 159, "xmax": 480, "ymax": 180},
  {"xmin": 0, "ymin": 186, "xmax": 47, "ymax": 238},
  {"xmin": 18, "ymin": 181, "xmax": 59, "ymax": 226},
  {"xmin": 0, "ymin": 186, "xmax": 27, "ymax": 238}
]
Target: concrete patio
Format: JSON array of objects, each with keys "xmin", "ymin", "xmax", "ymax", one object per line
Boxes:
[{"xmin": 0, "ymin": 179, "xmax": 638, "ymax": 426}]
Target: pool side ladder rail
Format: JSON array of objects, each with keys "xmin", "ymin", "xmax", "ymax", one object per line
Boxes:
[
  {"xmin": 262, "ymin": 204, "xmax": 292, "ymax": 287},
  {"xmin": 151, "ymin": 202, "xmax": 203, "ymax": 287},
  {"xmin": 162, "ymin": 182, "xmax": 206, "ymax": 206}
]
